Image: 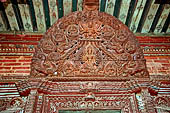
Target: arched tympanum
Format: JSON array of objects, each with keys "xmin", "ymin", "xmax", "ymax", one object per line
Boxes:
[{"xmin": 30, "ymin": 4, "xmax": 149, "ymax": 80}]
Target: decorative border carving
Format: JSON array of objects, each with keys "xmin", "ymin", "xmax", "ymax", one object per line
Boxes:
[
  {"xmin": 43, "ymin": 94, "xmax": 138, "ymax": 113},
  {"xmin": 0, "ymin": 47, "xmax": 170, "ymax": 56}
]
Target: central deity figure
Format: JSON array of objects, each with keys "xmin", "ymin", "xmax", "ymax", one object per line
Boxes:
[{"xmin": 81, "ymin": 43, "xmax": 97, "ymax": 73}]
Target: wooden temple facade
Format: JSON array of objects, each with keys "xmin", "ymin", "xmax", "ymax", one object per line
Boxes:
[{"xmin": 0, "ymin": 0, "xmax": 170, "ymax": 113}]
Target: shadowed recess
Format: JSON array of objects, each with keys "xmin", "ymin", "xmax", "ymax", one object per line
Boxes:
[
  {"xmin": 58, "ymin": 0, "xmax": 63, "ymax": 18},
  {"xmin": 100, "ymin": 0, "xmax": 106, "ymax": 12},
  {"xmin": 150, "ymin": 4, "xmax": 164, "ymax": 32},
  {"xmin": 137, "ymin": 0, "xmax": 152, "ymax": 32},
  {"xmin": 113, "ymin": 0, "xmax": 122, "ymax": 18},
  {"xmin": 26, "ymin": 0, "xmax": 38, "ymax": 31},
  {"xmin": 162, "ymin": 12, "xmax": 170, "ymax": 33},
  {"xmin": 11, "ymin": 0, "xmax": 24, "ymax": 31},
  {"xmin": 0, "ymin": 2, "xmax": 11, "ymax": 30},
  {"xmin": 125, "ymin": 0, "xmax": 137, "ymax": 27},
  {"xmin": 42, "ymin": 0, "xmax": 51, "ymax": 30},
  {"xmin": 72, "ymin": 0, "xmax": 77, "ymax": 12}
]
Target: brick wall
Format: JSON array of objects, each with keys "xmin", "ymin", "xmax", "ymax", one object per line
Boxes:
[
  {"xmin": 0, "ymin": 34, "xmax": 170, "ymax": 80},
  {"xmin": 0, "ymin": 56, "xmax": 31, "ymax": 79},
  {"xmin": 145, "ymin": 56, "xmax": 170, "ymax": 75},
  {"xmin": 0, "ymin": 55, "xmax": 169, "ymax": 78}
]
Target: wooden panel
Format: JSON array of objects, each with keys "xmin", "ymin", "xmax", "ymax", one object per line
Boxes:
[
  {"xmin": 118, "ymin": 0, "xmax": 131, "ymax": 23},
  {"xmin": 167, "ymin": 24, "xmax": 170, "ymax": 33},
  {"xmin": 99, "ymin": 0, "xmax": 101, "ymax": 10},
  {"xmin": 43, "ymin": 0, "xmax": 51, "ymax": 29},
  {"xmin": 130, "ymin": 0, "xmax": 147, "ymax": 32},
  {"xmin": 32, "ymin": 0, "xmax": 46, "ymax": 32},
  {"xmin": 154, "ymin": 4, "xmax": 170, "ymax": 33},
  {"xmin": 141, "ymin": 0, "xmax": 159, "ymax": 33},
  {"xmin": 72, "ymin": 0, "xmax": 77, "ymax": 12},
  {"xmin": 18, "ymin": 4, "xmax": 33, "ymax": 31},
  {"xmin": 63, "ymin": 0, "xmax": 72, "ymax": 16},
  {"xmin": 5, "ymin": 4, "xmax": 19, "ymax": 31},
  {"xmin": 48, "ymin": 0, "xmax": 58, "ymax": 26},
  {"xmin": 0, "ymin": 14, "xmax": 6, "ymax": 31},
  {"xmin": 105, "ymin": 0, "xmax": 116, "ymax": 15},
  {"xmin": 58, "ymin": 0, "xmax": 63, "ymax": 18},
  {"xmin": 77, "ymin": 0, "xmax": 83, "ymax": 11}
]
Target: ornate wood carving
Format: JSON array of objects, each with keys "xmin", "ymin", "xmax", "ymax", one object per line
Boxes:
[
  {"xmin": 30, "ymin": 9, "xmax": 149, "ymax": 80},
  {"xmin": 24, "ymin": 1, "xmax": 156, "ymax": 112},
  {"xmin": 154, "ymin": 96, "xmax": 170, "ymax": 112},
  {"xmin": 0, "ymin": 97, "xmax": 27, "ymax": 113},
  {"xmin": 43, "ymin": 94, "xmax": 138, "ymax": 113}
]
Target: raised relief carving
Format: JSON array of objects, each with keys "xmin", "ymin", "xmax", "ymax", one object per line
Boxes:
[
  {"xmin": 0, "ymin": 97, "xmax": 27, "ymax": 113},
  {"xmin": 30, "ymin": 0, "xmax": 148, "ymax": 80},
  {"xmin": 44, "ymin": 94, "xmax": 138, "ymax": 112},
  {"xmin": 155, "ymin": 96, "xmax": 170, "ymax": 112}
]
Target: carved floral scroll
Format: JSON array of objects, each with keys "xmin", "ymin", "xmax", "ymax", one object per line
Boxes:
[{"xmin": 31, "ymin": 10, "xmax": 149, "ymax": 79}]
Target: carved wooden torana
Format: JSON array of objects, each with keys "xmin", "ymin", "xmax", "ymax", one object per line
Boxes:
[
  {"xmin": 15, "ymin": 0, "xmax": 170, "ymax": 113},
  {"xmin": 30, "ymin": 1, "xmax": 148, "ymax": 80}
]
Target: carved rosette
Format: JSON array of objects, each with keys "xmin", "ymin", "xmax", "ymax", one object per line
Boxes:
[{"xmin": 31, "ymin": 10, "xmax": 149, "ymax": 79}]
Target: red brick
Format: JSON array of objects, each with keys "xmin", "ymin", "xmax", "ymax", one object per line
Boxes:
[
  {"xmin": 0, "ymin": 70, "xmax": 14, "ymax": 73},
  {"xmin": 18, "ymin": 60, "xmax": 31, "ymax": 62},
  {"xmin": 158, "ymin": 56, "xmax": 170, "ymax": 59},
  {"xmin": 15, "ymin": 70, "xmax": 30, "ymax": 73},
  {"xmin": 0, "ymin": 56, "xmax": 5, "ymax": 59},
  {"xmin": 154, "ymin": 60, "xmax": 169, "ymax": 63},
  {"xmin": 4, "ymin": 63, "xmax": 21, "ymax": 66},
  {"xmin": 146, "ymin": 59, "xmax": 153, "ymax": 62},
  {"xmin": 5, "ymin": 36, "xmax": 22, "ymax": 40},
  {"xmin": 37, "ymin": 37, "xmax": 42, "ymax": 41},
  {"xmin": 0, "ymin": 67, "xmax": 11, "ymax": 69},
  {"xmin": 12, "ymin": 67, "xmax": 30, "ymax": 69},
  {"xmin": 23, "ymin": 63, "xmax": 31, "ymax": 65},
  {"xmin": 0, "ymin": 41, "xmax": 38, "ymax": 45},
  {"xmin": 28, "ymin": 35, "xmax": 42, "ymax": 38},
  {"xmin": 0, "ymin": 34, "xmax": 12, "ymax": 37},
  {"xmin": 22, "ymin": 37, "xmax": 39, "ymax": 41},
  {"xmin": 5, "ymin": 56, "xmax": 20, "ymax": 59},
  {"xmin": 23, "ymin": 56, "xmax": 32, "ymax": 59},
  {"xmin": 137, "ymin": 36, "xmax": 170, "ymax": 43},
  {"xmin": 162, "ymin": 64, "xmax": 170, "ymax": 67},
  {"xmin": 0, "ymin": 60, "xmax": 16, "ymax": 62},
  {"xmin": 144, "ymin": 56, "xmax": 158, "ymax": 59}
]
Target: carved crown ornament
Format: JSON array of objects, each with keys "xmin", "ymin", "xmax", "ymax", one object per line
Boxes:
[{"xmin": 30, "ymin": 0, "xmax": 149, "ymax": 81}]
